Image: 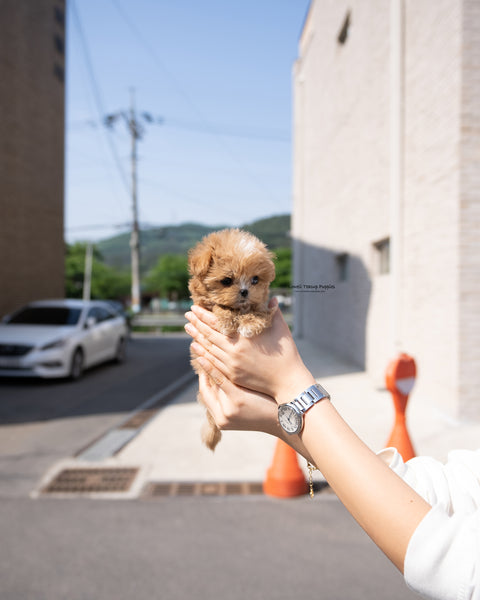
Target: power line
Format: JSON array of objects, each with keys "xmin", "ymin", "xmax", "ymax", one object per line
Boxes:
[
  {"xmin": 139, "ymin": 178, "xmax": 248, "ymax": 221},
  {"xmin": 110, "ymin": 0, "xmax": 201, "ymax": 121},
  {"xmin": 70, "ymin": 0, "xmax": 131, "ymax": 200},
  {"xmin": 110, "ymin": 0, "xmax": 282, "ymax": 211},
  {"xmin": 69, "ymin": 115, "xmax": 289, "ymax": 143},
  {"xmin": 66, "ymin": 223, "xmax": 131, "ymax": 232},
  {"xmin": 163, "ymin": 117, "xmax": 289, "ymax": 142}
]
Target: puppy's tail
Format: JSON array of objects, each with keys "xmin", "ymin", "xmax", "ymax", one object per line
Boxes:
[{"xmin": 201, "ymin": 410, "xmax": 222, "ymax": 451}]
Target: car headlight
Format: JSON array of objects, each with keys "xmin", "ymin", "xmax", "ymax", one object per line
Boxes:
[{"xmin": 40, "ymin": 338, "xmax": 67, "ymax": 351}]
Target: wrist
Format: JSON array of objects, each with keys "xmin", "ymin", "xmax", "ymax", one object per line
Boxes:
[
  {"xmin": 274, "ymin": 369, "xmax": 317, "ymax": 406},
  {"xmin": 277, "ymin": 382, "xmax": 331, "ymax": 437}
]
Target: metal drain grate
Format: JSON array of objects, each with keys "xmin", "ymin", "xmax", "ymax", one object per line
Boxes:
[
  {"xmin": 42, "ymin": 468, "xmax": 139, "ymax": 494},
  {"xmin": 143, "ymin": 481, "xmax": 265, "ymax": 498}
]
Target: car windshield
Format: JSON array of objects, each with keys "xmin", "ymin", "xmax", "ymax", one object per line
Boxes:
[{"xmin": 8, "ymin": 306, "xmax": 82, "ymax": 326}]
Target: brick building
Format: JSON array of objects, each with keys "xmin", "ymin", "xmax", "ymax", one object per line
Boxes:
[
  {"xmin": 0, "ymin": 0, "xmax": 66, "ymax": 318},
  {"xmin": 293, "ymin": 0, "xmax": 480, "ymax": 418}
]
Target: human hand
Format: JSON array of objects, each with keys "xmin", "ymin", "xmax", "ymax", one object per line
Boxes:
[
  {"xmin": 196, "ymin": 353, "xmax": 317, "ymax": 464},
  {"xmin": 196, "ymin": 361, "xmax": 279, "ymax": 435},
  {"xmin": 185, "ymin": 299, "xmax": 315, "ymax": 404}
]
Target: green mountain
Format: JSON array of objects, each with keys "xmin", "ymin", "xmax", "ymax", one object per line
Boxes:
[{"xmin": 97, "ymin": 214, "xmax": 291, "ymax": 273}]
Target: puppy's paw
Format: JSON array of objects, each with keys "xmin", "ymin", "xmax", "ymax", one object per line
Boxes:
[
  {"xmin": 218, "ymin": 322, "xmax": 238, "ymax": 336},
  {"xmin": 237, "ymin": 314, "xmax": 269, "ymax": 337},
  {"xmin": 237, "ymin": 323, "xmax": 257, "ymax": 338},
  {"xmin": 211, "ymin": 306, "xmax": 238, "ymax": 336}
]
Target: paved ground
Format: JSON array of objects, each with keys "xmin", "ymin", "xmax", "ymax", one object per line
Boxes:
[
  {"xmin": 32, "ymin": 335, "xmax": 480, "ymax": 501},
  {"xmin": 0, "ymin": 334, "xmax": 192, "ymax": 498},
  {"xmin": 1, "ymin": 495, "xmax": 417, "ymax": 600},
  {"xmin": 3, "ymin": 331, "xmax": 480, "ymax": 599}
]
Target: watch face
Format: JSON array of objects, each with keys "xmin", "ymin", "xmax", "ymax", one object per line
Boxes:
[{"xmin": 278, "ymin": 404, "xmax": 302, "ymax": 435}]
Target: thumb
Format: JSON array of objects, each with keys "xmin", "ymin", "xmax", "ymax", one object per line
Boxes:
[{"xmin": 268, "ymin": 296, "xmax": 279, "ymax": 309}]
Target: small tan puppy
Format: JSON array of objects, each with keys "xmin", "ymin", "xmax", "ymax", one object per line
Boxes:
[{"xmin": 188, "ymin": 228, "xmax": 276, "ymax": 450}]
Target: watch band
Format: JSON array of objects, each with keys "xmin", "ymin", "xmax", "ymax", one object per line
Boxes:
[
  {"xmin": 278, "ymin": 383, "xmax": 331, "ymax": 436},
  {"xmin": 290, "ymin": 383, "xmax": 330, "ymax": 415}
]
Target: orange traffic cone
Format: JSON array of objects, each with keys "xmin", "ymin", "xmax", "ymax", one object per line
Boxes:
[
  {"xmin": 263, "ymin": 439, "xmax": 308, "ymax": 498},
  {"xmin": 385, "ymin": 353, "xmax": 416, "ymax": 462}
]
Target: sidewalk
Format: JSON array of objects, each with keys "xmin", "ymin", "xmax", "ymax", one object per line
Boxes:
[{"xmin": 36, "ymin": 336, "xmax": 480, "ymax": 498}]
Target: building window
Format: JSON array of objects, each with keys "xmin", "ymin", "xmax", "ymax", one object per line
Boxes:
[
  {"xmin": 54, "ymin": 34, "xmax": 64, "ymax": 55},
  {"xmin": 373, "ymin": 238, "xmax": 390, "ymax": 274},
  {"xmin": 53, "ymin": 63, "xmax": 64, "ymax": 83},
  {"xmin": 337, "ymin": 11, "xmax": 351, "ymax": 45},
  {"xmin": 54, "ymin": 6, "xmax": 65, "ymax": 27},
  {"xmin": 336, "ymin": 252, "xmax": 349, "ymax": 282}
]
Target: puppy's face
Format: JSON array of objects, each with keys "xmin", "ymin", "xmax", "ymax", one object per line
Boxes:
[
  {"xmin": 188, "ymin": 229, "xmax": 275, "ymax": 311},
  {"xmin": 206, "ymin": 253, "xmax": 273, "ymax": 311}
]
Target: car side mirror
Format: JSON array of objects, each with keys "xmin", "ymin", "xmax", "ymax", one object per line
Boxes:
[{"xmin": 85, "ymin": 316, "xmax": 97, "ymax": 329}]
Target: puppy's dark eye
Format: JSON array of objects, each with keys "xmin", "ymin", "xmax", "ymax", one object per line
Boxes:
[
  {"xmin": 220, "ymin": 277, "xmax": 233, "ymax": 287},
  {"xmin": 251, "ymin": 276, "xmax": 259, "ymax": 285}
]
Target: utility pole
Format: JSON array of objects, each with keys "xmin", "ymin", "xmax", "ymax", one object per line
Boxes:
[
  {"xmin": 83, "ymin": 242, "xmax": 93, "ymax": 302},
  {"xmin": 104, "ymin": 91, "xmax": 161, "ymax": 313},
  {"xmin": 129, "ymin": 88, "xmax": 141, "ymax": 313}
]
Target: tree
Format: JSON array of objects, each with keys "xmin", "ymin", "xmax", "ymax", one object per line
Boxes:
[
  {"xmin": 143, "ymin": 254, "xmax": 190, "ymax": 300},
  {"xmin": 65, "ymin": 243, "xmax": 88, "ymax": 297},
  {"xmin": 272, "ymin": 247, "xmax": 292, "ymax": 288},
  {"xmin": 65, "ymin": 243, "xmax": 130, "ymax": 300}
]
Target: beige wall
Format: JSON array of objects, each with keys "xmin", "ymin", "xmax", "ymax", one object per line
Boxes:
[
  {"xmin": 401, "ymin": 0, "xmax": 462, "ymax": 415},
  {"xmin": 459, "ymin": 0, "xmax": 480, "ymax": 418},
  {"xmin": 293, "ymin": 0, "xmax": 391, "ymax": 370},
  {"xmin": 0, "ymin": 0, "xmax": 65, "ymax": 318},
  {"xmin": 293, "ymin": 0, "xmax": 480, "ymax": 419}
]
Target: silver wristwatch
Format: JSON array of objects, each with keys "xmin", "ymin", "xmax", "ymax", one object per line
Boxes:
[{"xmin": 278, "ymin": 383, "xmax": 330, "ymax": 435}]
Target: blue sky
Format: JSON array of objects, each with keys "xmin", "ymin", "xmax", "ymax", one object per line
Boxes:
[{"xmin": 65, "ymin": 0, "xmax": 311, "ymax": 242}]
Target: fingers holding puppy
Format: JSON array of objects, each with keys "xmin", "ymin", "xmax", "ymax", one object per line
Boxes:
[
  {"xmin": 196, "ymin": 356, "xmax": 225, "ymax": 387},
  {"xmin": 189, "ymin": 304, "xmax": 221, "ymax": 331},
  {"xmin": 198, "ymin": 364, "xmax": 279, "ymax": 434},
  {"xmin": 185, "ymin": 308, "xmax": 232, "ymax": 366},
  {"xmin": 185, "ymin": 309, "xmax": 225, "ymax": 345},
  {"xmin": 185, "ymin": 304, "xmax": 275, "ymax": 393},
  {"xmin": 186, "ymin": 324, "xmax": 228, "ymax": 376},
  {"xmin": 185, "ymin": 305, "xmax": 229, "ymax": 342}
]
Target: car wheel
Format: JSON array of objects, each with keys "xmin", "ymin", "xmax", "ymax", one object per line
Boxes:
[
  {"xmin": 114, "ymin": 337, "xmax": 126, "ymax": 364},
  {"xmin": 70, "ymin": 348, "xmax": 84, "ymax": 380}
]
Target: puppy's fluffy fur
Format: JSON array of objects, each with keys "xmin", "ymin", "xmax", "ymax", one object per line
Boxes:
[{"xmin": 188, "ymin": 228, "xmax": 276, "ymax": 450}]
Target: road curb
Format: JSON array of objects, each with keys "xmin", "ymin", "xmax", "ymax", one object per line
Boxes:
[
  {"xmin": 75, "ymin": 370, "xmax": 196, "ymax": 461},
  {"xmin": 31, "ymin": 371, "xmax": 196, "ymax": 499}
]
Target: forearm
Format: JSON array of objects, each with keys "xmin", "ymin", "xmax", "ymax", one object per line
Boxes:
[
  {"xmin": 263, "ymin": 417, "xmax": 317, "ymax": 466},
  {"xmin": 294, "ymin": 398, "xmax": 431, "ymax": 573}
]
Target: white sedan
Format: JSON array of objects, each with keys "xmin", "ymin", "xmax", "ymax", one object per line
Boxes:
[{"xmin": 0, "ymin": 299, "xmax": 128, "ymax": 380}]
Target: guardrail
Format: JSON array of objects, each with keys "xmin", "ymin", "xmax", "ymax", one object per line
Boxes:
[{"xmin": 132, "ymin": 308, "xmax": 293, "ymax": 331}]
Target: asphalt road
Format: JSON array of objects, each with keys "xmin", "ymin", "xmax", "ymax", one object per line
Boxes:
[
  {"xmin": 0, "ymin": 495, "xmax": 419, "ymax": 600},
  {"xmin": 0, "ymin": 333, "xmax": 192, "ymax": 497}
]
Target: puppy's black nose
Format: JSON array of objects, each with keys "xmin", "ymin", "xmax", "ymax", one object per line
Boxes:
[{"xmin": 240, "ymin": 289, "xmax": 248, "ymax": 298}]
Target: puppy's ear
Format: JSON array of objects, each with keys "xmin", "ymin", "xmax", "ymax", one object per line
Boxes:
[
  {"xmin": 261, "ymin": 250, "xmax": 276, "ymax": 283},
  {"xmin": 188, "ymin": 241, "xmax": 214, "ymax": 278},
  {"xmin": 267, "ymin": 256, "xmax": 276, "ymax": 283}
]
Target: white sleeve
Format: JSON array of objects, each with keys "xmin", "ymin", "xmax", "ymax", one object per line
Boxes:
[
  {"xmin": 378, "ymin": 448, "xmax": 480, "ymax": 600},
  {"xmin": 403, "ymin": 505, "xmax": 480, "ymax": 600},
  {"xmin": 378, "ymin": 448, "xmax": 480, "ymax": 514}
]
